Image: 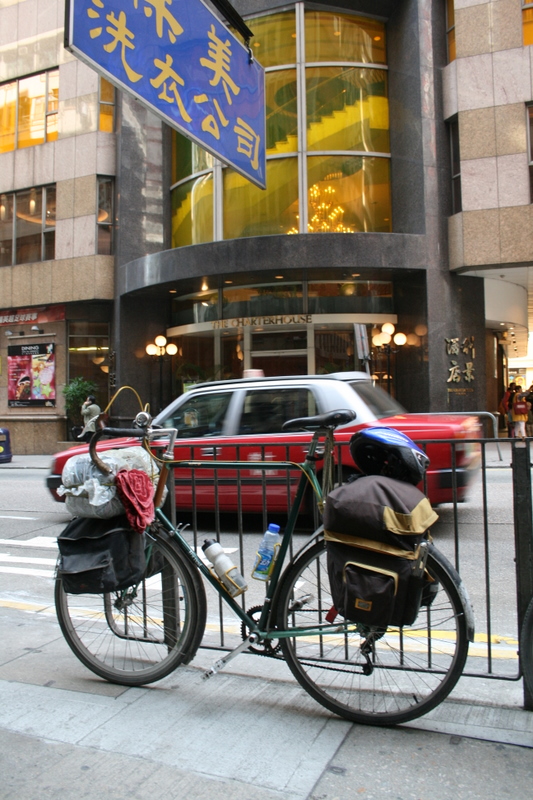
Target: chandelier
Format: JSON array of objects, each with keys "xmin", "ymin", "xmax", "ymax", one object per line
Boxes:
[{"xmin": 287, "ymin": 183, "xmax": 354, "ymax": 234}]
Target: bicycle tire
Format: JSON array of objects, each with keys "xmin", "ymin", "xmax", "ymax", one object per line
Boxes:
[
  {"xmin": 520, "ymin": 596, "xmax": 533, "ymax": 697},
  {"xmin": 275, "ymin": 539, "xmax": 469, "ymax": 725},
  {"xmin": 55, "ymin": 531, "xmax": 207, "ymax": 686}
]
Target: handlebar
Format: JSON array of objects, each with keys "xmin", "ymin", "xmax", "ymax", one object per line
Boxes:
[{"xmin": 88, "ymin": 415, "xmax": 177, "ymax": 475}]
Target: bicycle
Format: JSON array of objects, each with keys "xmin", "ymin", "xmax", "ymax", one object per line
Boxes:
[{"xmin": 54, "ymin": 409, "xmax": 475, "ymax": 726}]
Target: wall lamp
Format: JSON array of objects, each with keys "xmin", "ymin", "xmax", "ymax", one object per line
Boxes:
[
  {"xmin": 145, "ymin": 335, "xmax": 178, "ymax": 412},
  {"xmin": 31, "ymin": 325, "xmax": 44, "ymax": 334}
]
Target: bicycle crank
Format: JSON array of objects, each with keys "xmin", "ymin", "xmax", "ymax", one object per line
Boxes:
[{"xmin": 240, "ymin": 605, "xmax": 281, "ymax": 656}]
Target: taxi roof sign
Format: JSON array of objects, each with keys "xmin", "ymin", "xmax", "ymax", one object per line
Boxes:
[{"xmin": 65, "ymin": 0, "xmax": 265, "ymax": 188}]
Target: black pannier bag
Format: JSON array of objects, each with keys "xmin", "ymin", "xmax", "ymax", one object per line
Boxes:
[
  {"xmin": 323, "ymin": 475, "xmax": 439, "ymax": 628},
  {"xmin": 57, "ymin": 515, "xmax": 146, "ymax": 594}
]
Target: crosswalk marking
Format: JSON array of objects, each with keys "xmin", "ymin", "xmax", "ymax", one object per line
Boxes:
[{"xmin": 0, "ymin": 537, "xmax": 57, "ymax": 549}]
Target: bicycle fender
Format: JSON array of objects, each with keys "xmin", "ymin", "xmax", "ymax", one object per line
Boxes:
[{"xmin": 428, "ymin": 544, "xmax": 475, "ymax": 642}]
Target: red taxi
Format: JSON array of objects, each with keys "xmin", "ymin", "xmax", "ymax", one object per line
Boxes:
[{"xmin": 47, "ymin": 373, "xmax": 481, "ymax": 512}]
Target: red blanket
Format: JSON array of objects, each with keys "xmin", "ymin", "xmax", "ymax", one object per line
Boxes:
[{"xmin": 115, "ymin": 469, "xmax": 155, "ymax": 533}]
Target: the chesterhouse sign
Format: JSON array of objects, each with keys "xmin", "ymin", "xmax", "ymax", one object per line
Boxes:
[{"xmin": 65, "ymin": 0, "xmax": 266, "ymax": 187}]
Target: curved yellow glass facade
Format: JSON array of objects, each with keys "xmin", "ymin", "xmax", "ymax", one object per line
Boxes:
[{"xmin": 170, "ymin": 5, "xmax": 391, "ymax": 244}]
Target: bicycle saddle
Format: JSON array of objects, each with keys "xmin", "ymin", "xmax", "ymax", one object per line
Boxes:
[{"xmin": 282, "ymin": 409, "xmax": 356, "ymax": 432}]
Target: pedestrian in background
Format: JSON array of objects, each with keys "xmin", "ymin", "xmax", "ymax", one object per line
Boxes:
[
  {"xmin": 78, "ymin": 395, "xmax": 101, "ymax": 442},
  {"xmin": 526, "ymin": 385, "xmax": 533, "ymax": 438},
  {"xmin": 500, "ymin": 383, "xmax": 517, "ymax": 437},
  {"xmin": 511, "ymin": 388, "xmax": 529, "ymax": 440}
]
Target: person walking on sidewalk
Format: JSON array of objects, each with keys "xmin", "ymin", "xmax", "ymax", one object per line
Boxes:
[
  {"xmin": 511, "ymin": 388, "xmax": 529, "ymax": 440},
  {"xmin": 500, "ymin": 383, "xmax": 517, "ymax": 437}
]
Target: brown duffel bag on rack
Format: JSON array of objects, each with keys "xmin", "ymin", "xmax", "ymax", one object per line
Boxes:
[{"xmin": 323, "ymin": 475, "xmax": 439, "ymax": 628}]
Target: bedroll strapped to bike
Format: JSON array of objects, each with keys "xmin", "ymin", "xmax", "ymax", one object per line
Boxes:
[{"xmin": 323, "ymin": 475, "xmax": 439, "ymax": 628}]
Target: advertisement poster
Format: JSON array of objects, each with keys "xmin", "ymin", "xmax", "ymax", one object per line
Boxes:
[{"xmin": 7, "ymin": 343, "xmax": 56, "ymax": 407}]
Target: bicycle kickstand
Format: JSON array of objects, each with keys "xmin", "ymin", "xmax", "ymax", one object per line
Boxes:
[{"xmin": 202, "ymin": 633, "xmax": 259, "ymax": 680}]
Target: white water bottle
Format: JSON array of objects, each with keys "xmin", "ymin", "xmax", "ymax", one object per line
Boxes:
[
  {"xmin": 252, "ymin": 523, "xmax": 281, "ymax": 581},
  {"xmin": 202, "ymin": 539, "xmax": 247, "ymax": 597}
]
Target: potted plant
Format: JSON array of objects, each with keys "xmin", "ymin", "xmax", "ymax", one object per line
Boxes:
[{"xmin": 63, "ymin": 377, "xmax": 97, "ymax": 440}]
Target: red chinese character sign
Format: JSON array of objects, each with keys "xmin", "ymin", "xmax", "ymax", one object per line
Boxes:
[{"xmin": 65, "ymin": 0, "xmax": 266, "ymax": 188}]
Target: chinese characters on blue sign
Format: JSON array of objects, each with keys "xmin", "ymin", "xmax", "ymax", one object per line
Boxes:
[
  {"xmin": 446, "ymin": 336, "xmax": 475, "ymax": 383},
  {"xmin": 66, "ymin": 0, "xmax": 266, "ymax": 187}
]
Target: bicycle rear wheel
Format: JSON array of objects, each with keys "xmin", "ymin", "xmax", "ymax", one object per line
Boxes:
[
  {"xmin": 276, "ymin": 540, "xmax": 469, "ymax": 725},
  {"xmin": 55, "ymin": 532, "xmax": 206, "ymax": 686},
  {"xmin": 520, "ymin": 597, "xmax": 533, "ymax": 697}
]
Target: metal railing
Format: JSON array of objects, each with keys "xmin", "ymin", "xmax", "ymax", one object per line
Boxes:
[{"xmin": 161, "ymin": 435, "xmax": 533, "ymax": 709}]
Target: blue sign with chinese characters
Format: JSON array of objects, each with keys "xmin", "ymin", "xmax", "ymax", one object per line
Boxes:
[{"xmin": 66, "ymin": 0, "xmax": 265, "ymax": 188}]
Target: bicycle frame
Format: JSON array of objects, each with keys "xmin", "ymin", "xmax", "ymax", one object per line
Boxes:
[{"xmin": 154, "ymin": 425, "xmax": 345, "ymax": 644}]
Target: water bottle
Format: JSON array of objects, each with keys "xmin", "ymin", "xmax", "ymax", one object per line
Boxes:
[
  {"xmin": 252, "ymin": 523, "xmax": 281, "ymax": 581},
  {"xmin": 202, "ymin": 539, "xmax": 247, "ymax": 597}
]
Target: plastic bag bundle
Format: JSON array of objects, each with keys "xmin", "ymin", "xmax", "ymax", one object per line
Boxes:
[{"xmin": 58, "ymin": 447, "xmax": 165, "ymax": 519}]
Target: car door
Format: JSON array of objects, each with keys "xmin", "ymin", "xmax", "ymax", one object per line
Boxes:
[
  {"xmin": 160, "ymin": 389, "xmax": 238, "ymax": 511},
  {"xmin": 235, "ymin": 386, "xmax": 319, "ymax": 512}
]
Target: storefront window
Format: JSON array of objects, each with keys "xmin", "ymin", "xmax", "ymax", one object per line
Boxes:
[
  {"xmin": 173, "ymin": 334, "xmax": 217, "ymax": 391},
  {"xmin": 304, "ymin": 10, "xmax": 386, "ymax": 64},
  {"xmin": 307, "ymin": 156, "xmax": 391, "ymax": 233},
  {"xmin": 68, "ymin": 321, "xmax": 110, "ymax": 403},
  {"xmin": 223, "ymin": 157, "xmax": 298, "ymax": 238},
  {"xmin": 306, "ymin": 67, "xmax": 389, "ymax": 153},
  {"xmin": 170, "ymin": 5, "xmax": 391, "ymax": 244},
  {"xmin": 315, "ymin": 329, "xmax": 355, "ymax": 374},
  {"xmin": 171, "ymin": 172, "xmax": 213, "ymax": 247},
  {"xmin": 308, "ymin": 281, "xmax": 393, "ymax": 313},
  {"xmin": 222, "ymin": 283, "xmax": 303, "ymax": 318}
]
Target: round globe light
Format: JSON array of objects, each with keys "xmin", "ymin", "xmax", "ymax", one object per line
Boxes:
[
  {"xmin": 372, "ymin": 334, "xmax": 384, "ymax": 346},
  {"xmin": 381, "ymin": 322, "xmax": 395, "ymax": 335},
  {"xmin": 166, "ymin": 343, "xmax": 178, "ymax": 355},
  {"xmin": 393, "ymin": 332, "xmax": 407, "ymax": 346},
  {"xmin": 154, "ymin": 335, "xmax": 167, "ymax": 347},
  {"xmin": 380, "ymin": 332, "xmax": 392, "ymax": 344},
  {"xmin": 145, "ymin": 343, "xmax": 158, "ymax": 356}
]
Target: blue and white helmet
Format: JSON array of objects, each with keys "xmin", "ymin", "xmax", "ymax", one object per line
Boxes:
[{"xmin": 349, "ymin": 427, "xmax": 430, "ymax": 485}]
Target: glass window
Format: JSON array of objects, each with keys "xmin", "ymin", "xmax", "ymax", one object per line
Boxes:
[
  {"xmin": 222, "ymin": 282, "xmax": 304, "ymax": 318},
  {"xmin": 305, "ymin": 11, "xmax": 386, "ymax": 64},
  {"xmin": 315, "ymin": 329, "xmax": 355, "ymax": 374},
  {"xmin": 0, "ymin": 81, "xmax": 16, "ymax": 153},
  {"xmin": 171, "ymin": 172, "xmax": 213, "ymax": 247},
  {"xmin": 224, "ymin": 158, "xmax": 298, "ymax": 239},
  {"xmin": 68, "ymin": 322, "xmax": 110, "ymax": 403},
  {"xmin": 43, "ymin": 186, "xmax": 56, "ymax": 261},
  {"xmin": 224, "ymin": 157, "xmax": 299, "ymax": 238},
  {"xmin": 266, "ymin": 69, "xmax": 298, "ymax": 154},
  {"xmin": 163, "ymin": 391, "xmax": 232, "ymax": 437},
  {"xmin": 239, "ymin": 388, "xmax": 316, "ymax": 434},
  {"xmin": 0, "ymin": 186, "xmax": 55, "ymax": 265},
  {"xmin": 247, "ymin": 10, "xmax": 296, "ymax": 68},
  {"xmin": 17, "ymin": 73, "xmax": 46, "ymax": 148},
  {"xmin": 523, "ymin": 2, "xmax": 533, "ymax": 46},
  {"xmin": 308, "ymin": 281, "xmax": 393, "ymax": 313},
  {"xmin": 446, "ymin": 0, "xmax": 456, "ymax": 63},
  {"xmin": 97, "ymin": 177, "xmax": 114, "ymax": 255},
  {"xmin": 99, "ymin": 77, "xmax": 115, "ymax": 132},
  {"xmin": 0, "ymin": 70, "xmax": 58, "ymax": 152},
  {"xmin": 171, "ymin": 129, "xmax": 214, "ymax": 184},
  {"xmin": 527, "ymin": 106, "xmax": 533, "ymax": 203},
  {"xmin": 16, "ymin": 188, "xmax": 43, "ymax": 263},
  {"xmin": 449, "ymin": 116, "xmax": 461, "ymax": 214},
  {"xmin": 348, "ymin": 380, "xmax": 405, "ymax": 417},
  {"xmin": 307, "ymin": 155, "xmax": 392, "ymax": 233},
  {"xmin": 306, "ymin": 66, "xmax": 389, "ymax": 153},
  {"xmin": 0, "ymin": 193, "xmax": 14, "ymax": 267}
]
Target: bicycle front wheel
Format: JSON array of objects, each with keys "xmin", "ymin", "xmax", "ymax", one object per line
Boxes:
[
  {"xmin": 55, "ymin": 533, "xmax": 206, "ymax": 686},
  {"xmin": 276, "ymin": 540, "xmax": 469, "ymax": 725},
  {"xmin": 520, "ymin": 597, "xmax": 533, "ymax": 697}
]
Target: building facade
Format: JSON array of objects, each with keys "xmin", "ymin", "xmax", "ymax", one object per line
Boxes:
[{"xmin": 0, "ymin": 0, "xmax": 532, "ymax": 452}]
